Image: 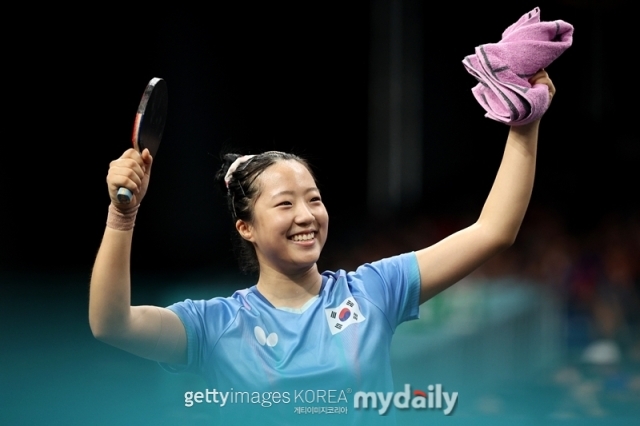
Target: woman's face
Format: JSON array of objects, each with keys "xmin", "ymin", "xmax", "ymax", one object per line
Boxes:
[{"xmin": 237, "ymin": 160, "xmax": 329, "ymax": 275}]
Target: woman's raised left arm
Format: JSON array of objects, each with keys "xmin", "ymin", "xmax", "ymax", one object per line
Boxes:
[{"xmin": 416, "ymin": 70, "xmax": 555, "ymax": 304}]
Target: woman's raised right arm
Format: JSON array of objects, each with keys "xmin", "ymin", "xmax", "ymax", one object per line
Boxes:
[{"xmin": 89, "ymin": 148, "xmax": 187, "ymax": 365}]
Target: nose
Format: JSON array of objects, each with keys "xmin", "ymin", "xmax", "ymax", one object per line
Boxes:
[{"xmin": 294, "ymin": 202, "xmax": 315, "ymax": 225}]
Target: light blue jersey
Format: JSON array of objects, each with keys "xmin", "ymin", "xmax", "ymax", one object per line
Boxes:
[{"xmin": 162, "ymin": 252, "xmax": 421, "ymax": 425}]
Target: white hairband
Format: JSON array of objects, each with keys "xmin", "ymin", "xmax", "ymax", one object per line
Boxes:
[{"xmin": 224, "ymin": 155, "xmax": 256, "ymax": 188}]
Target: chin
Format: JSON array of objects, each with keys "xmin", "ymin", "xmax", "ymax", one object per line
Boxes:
[{"xmin": 287, "ymin": 255, "xmax": 321, "ymax": 273}]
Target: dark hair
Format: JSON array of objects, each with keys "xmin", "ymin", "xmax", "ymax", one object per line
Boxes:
[{"xmin": 215, "ymin": 151, "xmax": 315, "ymax": 273}]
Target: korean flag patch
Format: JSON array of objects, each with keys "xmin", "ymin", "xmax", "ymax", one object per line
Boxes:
[{"xmin": 325, "ymin": 297, "xmax": 366, "ymax": 335}]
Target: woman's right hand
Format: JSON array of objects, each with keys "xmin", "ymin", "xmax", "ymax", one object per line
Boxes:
[{"xmin": 106, "ymin": 148, "xmax": 153, "ymax": 209}]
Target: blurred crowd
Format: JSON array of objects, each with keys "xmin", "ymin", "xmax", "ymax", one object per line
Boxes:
[{"xmin": 323, "ymin": 205, "xmax": 640, "ymax": 362}]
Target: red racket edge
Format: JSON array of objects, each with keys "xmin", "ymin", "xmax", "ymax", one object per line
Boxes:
[{"xmin": 117, "ymin": 78, "xmax": 167, "ymax": 204}]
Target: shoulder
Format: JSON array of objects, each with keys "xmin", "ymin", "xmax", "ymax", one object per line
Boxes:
[
  {"xmin": 320, "ymin": 252, "xmax": 420, "ymax": 293},
  {"xmin": 166, "ymin": 289, "xmax": 254, "ymax": 327},
  {"xmin": 342, "ymin": 252, "xmax": 420, "ymax": 287},
  {"xmin": 320, "ymin": 253, "xmax": 420, "ymax": 304}
]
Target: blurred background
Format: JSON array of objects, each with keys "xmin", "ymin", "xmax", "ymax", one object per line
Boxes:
[{"xmin": 1, "ymin": 0, "xmax": 638, "ymax": 424}]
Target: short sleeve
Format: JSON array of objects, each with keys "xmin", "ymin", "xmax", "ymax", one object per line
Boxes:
[
  {"xmin": 159, "ymin": 298, "xmax": 239, "ymax": 374},
  {"xmin": 349, "ymin": 252, "xmax": 421, "ymax": 331}
]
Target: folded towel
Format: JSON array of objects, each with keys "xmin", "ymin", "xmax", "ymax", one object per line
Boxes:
[{"xmin": 463, "ymin": 7, "xmax": 573, "ymax": 125}]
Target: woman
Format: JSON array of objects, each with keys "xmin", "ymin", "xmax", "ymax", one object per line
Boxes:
[{"xmin": 89, "ymin": 71, "xmax": 555, "ymax": 424}]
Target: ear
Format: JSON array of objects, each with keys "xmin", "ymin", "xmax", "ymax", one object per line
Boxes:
[{"xmin": 235, "ymin": 219, "xmax": 254, "ymax": 242}]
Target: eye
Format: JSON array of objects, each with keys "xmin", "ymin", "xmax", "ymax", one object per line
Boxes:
[
  {"xmin": 310, "ymin": 196, "xmax": 322, "ymax": 203},
  {"xmin": 277, "ymin": 201, "xmax": 292, "ymax": 207}
]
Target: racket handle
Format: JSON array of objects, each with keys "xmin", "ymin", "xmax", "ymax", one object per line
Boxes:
[{"xmin": 116, "ymin": 187, "xmax": 133, "ymax": 204}]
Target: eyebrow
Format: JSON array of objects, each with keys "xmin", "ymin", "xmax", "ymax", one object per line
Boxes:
[{"xmin": 270, "ymin": 188, "xmax": 319, "ymax": 199}]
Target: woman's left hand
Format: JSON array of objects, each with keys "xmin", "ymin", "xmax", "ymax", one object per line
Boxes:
[{"xmin": 529, "ymin": 69, "xmax": 556, "ymax": 106}]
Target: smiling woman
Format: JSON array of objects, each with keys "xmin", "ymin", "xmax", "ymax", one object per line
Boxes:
[
  {"xmin": 89, "ymin": 71, "xmax": 555, "ymax": 425},
  {"xmin": 216, "ymin": 152, "xmax": 329, "ymax": 283},
  {"xmin": 157, "ymin": 150, "xmax": 420, "ymax": 425},
  {"xmin": 233, "ymin": 159, "xmax": 329, "ymax": 302},
  {"xmin": 218, "ymin": 152, "xmax": 330, "ymax": 309}
]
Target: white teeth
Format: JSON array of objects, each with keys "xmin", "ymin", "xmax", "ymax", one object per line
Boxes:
[{"xmin": 291, "ymin": 232, "xmax": 314, "ymax": 241}]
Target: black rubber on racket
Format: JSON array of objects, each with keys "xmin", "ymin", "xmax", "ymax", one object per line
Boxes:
[{"xmin": 116, "ymin": 77, "xmax": 168, "ymax": 204}]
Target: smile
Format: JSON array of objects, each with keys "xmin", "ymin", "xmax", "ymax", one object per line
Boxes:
[{"xmin": 290, "ymin": 232, "xmax": 315, "ymax": 242}]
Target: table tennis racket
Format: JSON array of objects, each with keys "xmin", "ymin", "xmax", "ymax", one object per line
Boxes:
[{"xmin": 116, "ymin": 77, "xmax": 168, "ymax": 203}]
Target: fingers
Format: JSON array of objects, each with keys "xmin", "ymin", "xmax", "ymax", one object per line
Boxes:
[
  {"xmin": 107, "ymin": 148, "xmax": 153, "ymax": 205},
  {"xmin": 141, "ymin": 148, "xmax": 154, "ymax": 178},
  {"xmin": 529, "ymin": 69, "xmax": 556, "ymax": 100},
  {"xmin": 109, "ymin": 150, "xmax": 145, "ymax": 189}
]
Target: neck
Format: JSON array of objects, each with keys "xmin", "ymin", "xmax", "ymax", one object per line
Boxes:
[{"xmin": 256, "ymin": 264, "xmax": 322, "ymax": 309}]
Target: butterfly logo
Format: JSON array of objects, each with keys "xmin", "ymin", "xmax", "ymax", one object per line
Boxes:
[{"xmin": 254, "ymin": 326, "xmax": 278, "ymax": 347}]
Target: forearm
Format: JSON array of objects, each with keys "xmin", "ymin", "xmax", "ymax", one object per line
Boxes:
[
  {"xmin": 477, "ymin": 120, "xmax": 539, "ymax": 246},
  {"xmin": 89, "ymin": 226, "xmax": 135, "ymax": 339},
  {"xmin": 416, "ymin": 72, "xmax": 552, "ymax": 303},
  {"xmin": 91, "ymin": 150, "xmax": 187, "ymax": 363}
]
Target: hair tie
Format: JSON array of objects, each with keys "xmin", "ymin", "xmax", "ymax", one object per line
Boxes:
[{"xmin": 224, "ymin": 155, "xmax": 255, "ymax": 188}]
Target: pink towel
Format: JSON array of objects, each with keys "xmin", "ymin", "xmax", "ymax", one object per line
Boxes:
[{"xmin": 463, "ymin": 7, "xmax": 574, "ymax": 125}]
